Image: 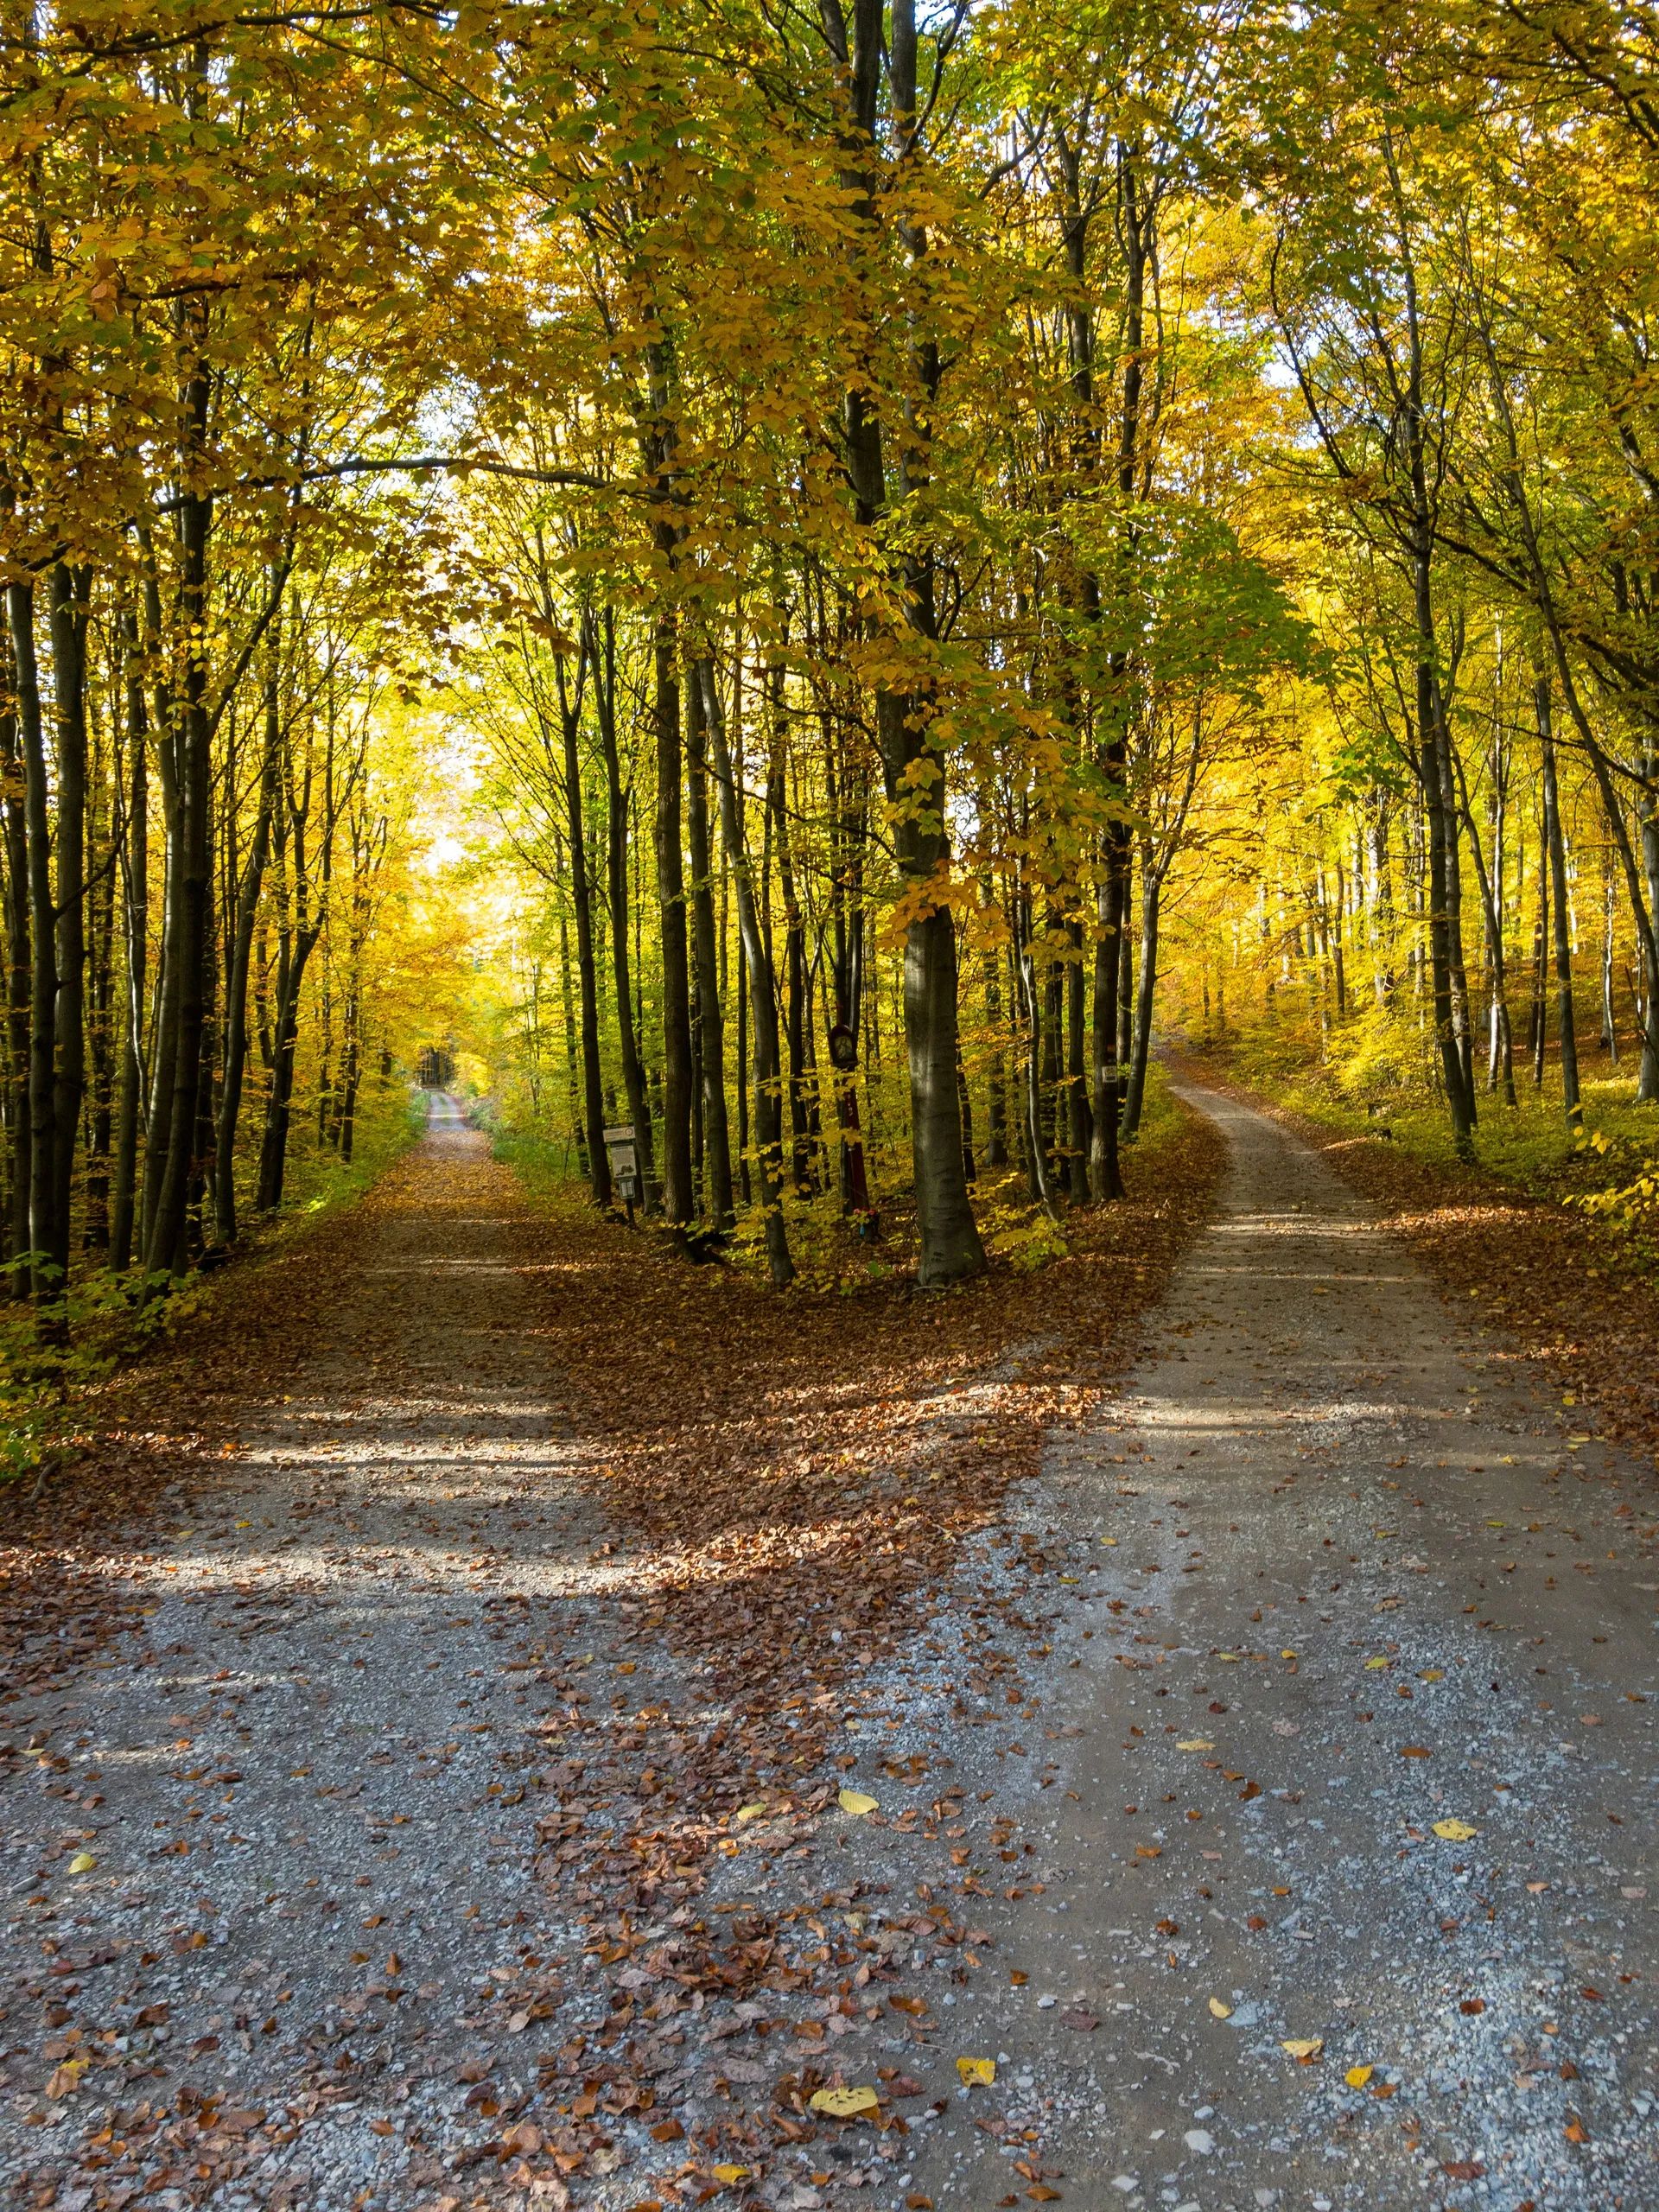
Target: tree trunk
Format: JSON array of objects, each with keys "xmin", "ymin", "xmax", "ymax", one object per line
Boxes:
[
  {"xmin": 829, "ymin": 0, "xmax": 983, "ymax": 1287},
  {"xmin": 1090, "ymin": 853, "xmax": 1126, "ymax": 1201},
  {"xmin": 10, "ymin": 581, "xmax": 60, "ymax": 1303},
  {"xmin": 984, "ymin": 937, "xmax": 1008, "ymax": 1166},
  {"xmin": 557, "ymin": 909, "xmax": 583, "ymax": 1167},
  {"xmin": 560, "ymin": 653, "xmax": 611, "ymax": 1210},
  {"xmin": 652, "ymin": 612, "xmax": 694, "ymax": 1236},
  {"xmin": 1122, "ymin": 861, "xmax": 1161, "ymax": 1141},
  {"xmin": 769, "ymin": 734, "xmax": 813, "ymax": 1195},
  {"xmin": 83, "ymin": 712, "xmax": 117, "ymax": 1251},
  {"xmin": 213, "ymin": 663, "xmax": 279, "ymax": 1243},
  {"xmin": 696, "ymin": 659, "xmax": 793, "ymax": 1286},
  {"xmin": 1530, "ymin": 841, "xmax": 1548, "ymax": 1090},
  {"xmin": 1638, "ymin": 739, "xmax": 1659, "ymax": 1100},
  {"xmin": 143, "ymin": 396, "xmax": 213, "ymax": 1283},
  {"xmin": 1538, "ymin": 673, "xmax": 1581, "ymax": 1128},
  {"xmin": 1018, "ymin": 912, "xmax": 1061, "ymax": 1223},
  {"xmin": 256, "ymin": 929, "xmax": 321, "ymax": 1211},
  {"xmin": 593, "ymin": 608, "xmax": 656, "ymax": 1203},
  {"xmin": 685, "ymin": 672, "xmax": 733, "ymax": 1227},
  {"xmin": 0, "ymin": 597, "xmax": 32, "ymax": 1294},
  {"xmin": 48, "ymin": 564, "xmax": 90, "ymax": 1287}
]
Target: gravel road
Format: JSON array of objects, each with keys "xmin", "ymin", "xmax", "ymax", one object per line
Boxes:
[
  {"xmin": 895, "ymin": 1079, "xmax": 1657, "ymax": 2212},
  {"xmin": 1, "ymin": 1100, "xmax": 623, "ymax": 2209},
  {"xmin": 1, "ymin": 1084, "xmax": 1653, "ymax": 2212}
]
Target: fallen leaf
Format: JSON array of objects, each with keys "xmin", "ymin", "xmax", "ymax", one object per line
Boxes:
[
  {"xmin": 1345, "ymin": 2064, "xmax": 1374, "ymax": 2088},
  {"xmin": 1432, "ymin": 1820, "xmax": 1478, "ymax": 1842},
  {"xmin": 712, "ymin": 2165, "xmax": 749, "ymax": 2183},
  {"xmin": 838, "ymin": 1789, "xmax": 878, "ymax": 1816},
  {"xmin": 809, "ymin": 2085, "xmax": 880, "ymax": 2118},
  {"xmin": 67, "ymin": 1853, "xmax": 97, "ymax": 1874},
  {"xmin": 1280, "ymin": 2038, "xmax": 1323, "ymax": 2061},
  {"xmin": 1208, "ymin": 1998, "xmax": 1232, "ymax": 2019},
  {"xmin": 1176, "ymin": 1738, "xmax": 1214, "ymax": 1752},
  {"xmin": 957, "ymin": 2056, "xmax": 996, "ymax": 2085},
  {"xmin": 735, "ymin": 1803, "xmax": 766, "ymax": 1822},
  {"xmin": 1442, "ymin": 2159, "xmax": 1485, "ymax": 2181}
]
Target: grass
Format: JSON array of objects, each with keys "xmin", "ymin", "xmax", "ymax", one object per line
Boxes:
[{"xmin": 280, "ymin": 1084, "xmax": 430, "ymax": 1218}]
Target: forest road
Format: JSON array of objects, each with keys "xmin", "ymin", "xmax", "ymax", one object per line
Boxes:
[
  {"xmin": 3, "ymin": 1086, "xmax": 1656, "ymax": 2212},
  {"xmin": 901, "ymin": 1079, "xmax": 1657, "ymax": 2212},
  {"xmin": 0, "ymin": 1096, "xmax": 632, "ymax": 2210}
]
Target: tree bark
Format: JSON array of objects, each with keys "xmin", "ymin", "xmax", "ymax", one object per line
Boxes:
[
  {"xmin": 592, "ymin": 608, "xmax": 656, "ymax": 1202},
  {"xmin": 823, "ymin": 0, "xmax": 983, "ymax": 1287},
  {"xmin": 10, "ymin": 581, "xmax": 61, "ymax": 1302},
  {"xmin": 1121, "ymin": 860, "xmax": 1161, "ymax": 1141},
  {"xmin": 557, "ymin": 644, "xmax": 611, "ymax": 1209},
  {"xmin": 696, "ymin": 659, "xmax": 793, "ymax": 1285},
  {"xmin": 685, "ymin": 671, "xmax": 734, "ymax": 1227},
  {"xmin": 213, "ymin": 658, "xmax": 279, "ymax": 1243},
  {"xmin": 143, "ymin": 371, "xmax": 214, "ymax": 1282},
  {"xmin": 0, "ymin": 597, "xmax": 32, "ymax": 1294},
  {"xmin": 1538, "ymin": 672, "xmax": 1581, "ymax": 1128}
]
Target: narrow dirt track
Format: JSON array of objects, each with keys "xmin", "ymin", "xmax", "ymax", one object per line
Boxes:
[
  {"xmin": 0, "ymin": 1101, "xmax": 623, "ymax": 2209},
  {"xmin": 1, "ymin": 1086, "xmax": 1654, "ymax": 2212}
]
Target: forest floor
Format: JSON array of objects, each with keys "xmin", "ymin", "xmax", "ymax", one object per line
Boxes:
[{"xmin": 0, "ymin": 1086, "xmax": 1654, "ymax": 2212}]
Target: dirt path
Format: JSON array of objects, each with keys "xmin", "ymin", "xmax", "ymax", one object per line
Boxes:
[
  {"xmin": 900, "ymin": 1079, "xmax": 1657, "ymax": 2212},
  {"xmin": 2, "ymin": 1086, "xmax": 1654, "ymax": 2212},
  {"xmin": 0, "ymin": 1101, "xmax": 626, "ymax": 2209}
]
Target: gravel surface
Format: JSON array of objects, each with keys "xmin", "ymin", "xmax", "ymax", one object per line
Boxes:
[
  {"xmin": 0, "ymin": 1101, "xmax": 624, "ymax": 2209},
  {"xmin": 887, "ymin": 1079, "xmax": 1658, "ymax": 2212},
  {"xmin": 1, "ymin": 1084, "xmax": 1653, "ymax": 2212}
]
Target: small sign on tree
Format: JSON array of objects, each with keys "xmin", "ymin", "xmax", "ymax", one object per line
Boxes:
[{"xmin": 603, "ymin": 1124, "xmax": 641, "ymax": 1213}]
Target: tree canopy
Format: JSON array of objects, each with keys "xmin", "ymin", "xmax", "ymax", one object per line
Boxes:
[{"xmin": 5, "ymin": 0, "xmax": 1659, "ymax": 1306}]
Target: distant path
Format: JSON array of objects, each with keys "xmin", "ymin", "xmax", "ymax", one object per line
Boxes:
[{"xmin": 906, "ymin": 1077, "xmax": 1656, "ymax": 2210}]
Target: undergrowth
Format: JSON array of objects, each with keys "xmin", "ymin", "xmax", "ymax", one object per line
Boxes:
[{"xmin": 490, "ymin": 1064, "xmax": 1193, "ymax": 1296}]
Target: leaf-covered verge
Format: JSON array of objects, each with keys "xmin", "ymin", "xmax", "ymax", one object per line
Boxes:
[
  {"xmin": 0, "ymin": 1089, "xmax": 428, "ymax": 1690},
  {"xmin": 501, "ymin": 1091, "xmax": 1223, "ymax": 1732},
  {"xmin": 1178, "ymin": 1052, "xmax": 1659, "ymax": 1473}
]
